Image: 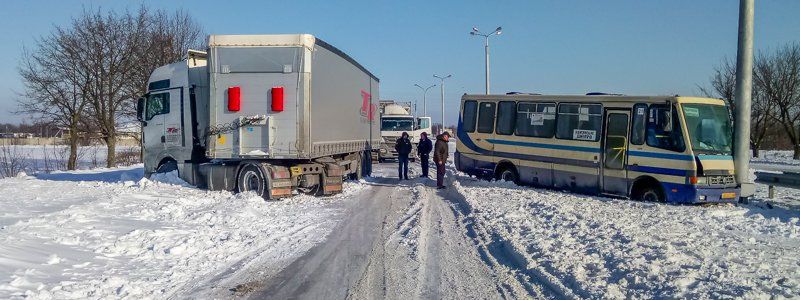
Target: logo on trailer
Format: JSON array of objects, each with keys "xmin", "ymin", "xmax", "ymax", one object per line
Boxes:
[{"xmin": 360, "ymin": 89, "xmax": 376, "ymax": 122}]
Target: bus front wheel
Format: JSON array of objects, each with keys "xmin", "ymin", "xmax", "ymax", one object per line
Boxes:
[{"xmin": 635, "ymin": 184, "xmax": 665, "ymax": 202}]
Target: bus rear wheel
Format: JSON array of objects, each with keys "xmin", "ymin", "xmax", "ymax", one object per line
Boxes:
[{"xmin": 496, "ymin": 166, "xmax": 519, "ymax": 184}]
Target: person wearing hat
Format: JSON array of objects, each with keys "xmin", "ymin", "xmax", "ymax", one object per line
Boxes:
[
  {"xmin": 417, "ymin": 132, "xmax": 433, "ymax": 178},
  {"xmin": 433, "ymin": 132, "xmax": 450, "ymax": 189},
  {"xmin": 395, "ymin": 131, "xmax": 413, "ymax": 180}
]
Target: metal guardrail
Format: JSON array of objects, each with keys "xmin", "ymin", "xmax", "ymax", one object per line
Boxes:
[{"xmin": 754, "ymin": 171, "xmax": 800, "ymax": 198}]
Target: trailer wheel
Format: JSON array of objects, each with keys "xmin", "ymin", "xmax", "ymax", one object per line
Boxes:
[
  {"xmin": 237, "ymin": 163, "xmax": 271, "ymax": 200},
  {"xmin": 349, "ymin": 153, "xmax": 363, "ymax": 181}
]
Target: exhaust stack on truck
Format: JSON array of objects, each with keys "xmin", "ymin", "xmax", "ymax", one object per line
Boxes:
[{"xmin": 137, "ymin": 34, "xmax": 380, "ymax": 199}]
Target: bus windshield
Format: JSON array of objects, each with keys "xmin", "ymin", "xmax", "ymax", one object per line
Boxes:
[
  {"xmin": 382, "ymin": 117, "xmax": 414, "ymax": 131},
  {"xmin": 682, "ymin": 103, "xmax": 733, "ymax": 155}
]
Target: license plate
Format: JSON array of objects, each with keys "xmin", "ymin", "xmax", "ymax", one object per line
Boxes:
[{"xmin": 721, "ymin": 192, "xmax": 736, "ymax": 199}]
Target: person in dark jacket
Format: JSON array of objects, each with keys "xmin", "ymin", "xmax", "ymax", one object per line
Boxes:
[
  {"xmin": 395, "ymin": 132, "xmax": 413, "ymax": 180},
  {"xmin": 433, "ymin": 132, "xmax": 450, "ymax": 189},
  {"xmin": 417, "ymin": 132, "xmax": 433, "ymax": 178}
]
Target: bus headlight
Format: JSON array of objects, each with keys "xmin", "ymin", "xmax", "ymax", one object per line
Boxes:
[{"xmin": 696, "ymin": 176, "xmax": 707, "ymax": 185}]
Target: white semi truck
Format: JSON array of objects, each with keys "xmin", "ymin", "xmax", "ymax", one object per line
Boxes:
[
  {"xmin": 377, "ymin": 100, "xmax": 432, "ymax": 162},
  {"xmin": 136, "ymin": 34, "xmax": 380, "ymax": 199}
]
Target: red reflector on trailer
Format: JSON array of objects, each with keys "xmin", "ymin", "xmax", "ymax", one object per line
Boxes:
[
  {"xmin": 228, "ymin": 86, "xmax": 241, "ymax": 112},
  {"xmin": 272, "ymin": 86, "xmax": 284, "ymax": 112}
]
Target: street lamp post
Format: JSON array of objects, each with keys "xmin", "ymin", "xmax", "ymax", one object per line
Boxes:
[
  {"xmin": 470, "ymin": 26, "xmax": 502, "ymax": 95},
  {"xmin": 414, "ymin": 83, "xmax": 436, "ymax": 116},
  {"xmin": 433, "ymin": 74, "xmax": 452, "ymax": 134}
]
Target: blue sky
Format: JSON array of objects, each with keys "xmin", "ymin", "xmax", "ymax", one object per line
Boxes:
[{"xmin": 0, "ymin": 0, "xmax": 798, "ymax": 126}]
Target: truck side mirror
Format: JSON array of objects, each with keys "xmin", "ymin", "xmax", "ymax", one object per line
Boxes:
[{"xmin": 136, "ymin": 96, "xmax": 146, "ymax": 124}]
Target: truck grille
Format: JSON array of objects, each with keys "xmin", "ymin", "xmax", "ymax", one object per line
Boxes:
[{"xmin": 708, "ymin": 175, "xmax": 735, "ymax": 186}]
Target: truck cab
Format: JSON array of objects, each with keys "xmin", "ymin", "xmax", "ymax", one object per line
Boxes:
[{"xmin": 377, "ymin": 102, "xmax": 431, "ymax": 162}]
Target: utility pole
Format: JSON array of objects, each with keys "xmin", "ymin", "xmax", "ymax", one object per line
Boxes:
[
  {"xmin": 733, "ymin": 0, "xmax": 755, "ymax": 200},
  {"xmin": 471, "ymin": 26, "xmax": 502, "ymax": 94},
  {"xmin": 434, "ymin": 74, "xmax": 452, "ymax": 134},
  {"xmin": 414, "ymin": 84, "xmax": 436, "ymax": 116}
]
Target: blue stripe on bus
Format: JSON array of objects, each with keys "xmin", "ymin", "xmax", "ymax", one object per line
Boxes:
[
  {"xmin": 628, "ymin": 165, "xmax": 689, "ymax": 176},
  {"xmin": 697, "ymin": 155, "xmax": 733, "ymax": 160},
  {"xmin": 628, "ymin": 150, "xmax": 694, "ymax": 161},
  {"xmin": 485, "ymin": 139, "xmax": 601, "ymax": 153},
  {"xmin": 457, "ymin": 122, "xmax": 598, "ymax": 168}
]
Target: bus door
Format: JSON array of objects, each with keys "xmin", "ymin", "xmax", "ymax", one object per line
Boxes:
[{"xmin": 601, "ymin": 110, "xmax": 630, "ymax": 195}]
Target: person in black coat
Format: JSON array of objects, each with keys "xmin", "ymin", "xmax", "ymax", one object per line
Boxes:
[
  {"xmin": 417, "ymin": 132, "xmax": 433, "ymax": 178},
  {"xmin": 395, "ymin": 132, "xmax": 413, "ymax": 180}
]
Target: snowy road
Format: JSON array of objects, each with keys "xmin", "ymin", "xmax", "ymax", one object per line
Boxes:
[{"xmin": 243, "ymin": 163, "xmax": 545, "ymax": 299}]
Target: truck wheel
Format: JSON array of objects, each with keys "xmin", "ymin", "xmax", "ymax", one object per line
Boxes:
[
  {"xmin": 156, "ymin": 160, "xmax": 178, "ymax": 174},
  {"xmin": 237, "ymin": 163, "xmax": 271, "ymax": 200}
]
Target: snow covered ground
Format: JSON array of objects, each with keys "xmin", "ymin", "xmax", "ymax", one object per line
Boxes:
[
  {"xmin": 0, "ymin": 144, "xmax": 140, "ymax": 177},
  {"xmin": 448, "ymin": 149, "xmax": 800, "ymax": 299},
  {"xmin": 1, "ymin": 146, "xmax": 799, "ymax": 299},
  {"xmin": 0, "ymin": 166, "xmax": 364, "ymax": 299}
]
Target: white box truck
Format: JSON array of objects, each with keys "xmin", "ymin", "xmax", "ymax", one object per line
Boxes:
[{"xmin": 136, "ymin": 34, "xmax": 380, "ymax": 199}]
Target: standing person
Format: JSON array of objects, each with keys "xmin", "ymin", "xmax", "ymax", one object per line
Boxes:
[
  {"xmin": 433, "ymin": 132, "xmax": 450, "ymax": 189},
  {"xmin": 417, "ymin": 132, "xmax": 433, "ymax": 178},
  {"xmin": 395, "ymin": 132, "xmax": 412, "ymax": 180}
]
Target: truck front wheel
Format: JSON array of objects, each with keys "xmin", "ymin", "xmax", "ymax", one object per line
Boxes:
[{"xmin": 237, "ymin": 163, "xmax": 271, "ymax": 200}]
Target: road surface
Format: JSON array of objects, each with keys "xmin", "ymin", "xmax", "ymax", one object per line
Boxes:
[{"xmin": 233, "ymin": 163, "xmax": 551, "ymax": 299}]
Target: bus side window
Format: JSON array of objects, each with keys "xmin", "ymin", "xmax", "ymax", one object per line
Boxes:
[
  {"xmin": 516, "ymin": 102, "xmax": 555, "ymax": 138},
  {"xmin": 477, "ymin": 102, "xmax": 497, "ymax": 134},
  {"xmin": 495, "ymin": 101, "xmax": 516, "ymax": 135},
  {"xmin": 556, "ymin": 103, "xmax": 602, "ymax": 141},
  {"xmin": 462, "ymin": 101, "xmax": 478, "ymax": 133},
  {"xmin": 631, "ymin": 103, "xmax": 647, "ymax": 145},
  {"xmin": 646, "ymin": 105, "xmax": 685, "ymax": 152}
]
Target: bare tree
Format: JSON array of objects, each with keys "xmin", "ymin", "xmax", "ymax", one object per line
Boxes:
[
  {"xmin": 17, "ymin": 27, "xmax": 92, "ymax": 170},
  {"xmin": 65, "ymin": 7, "xmax": 203, "ymax": 168},
  {"xmin": 754, "ymin": 43, "xmax": 800, "ymax": 159},
  {"xmin": 700, "ymin": 57, "xmax": 777, "ymax": 158}
]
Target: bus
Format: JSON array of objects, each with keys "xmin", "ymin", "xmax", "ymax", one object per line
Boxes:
[{"xmin": 454, "ymin": 94, "xmax": 739, "ymax": 203}]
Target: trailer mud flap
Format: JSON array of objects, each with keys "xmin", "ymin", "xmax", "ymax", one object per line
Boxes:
[
  {"xmin": 322, "ymin": 176, "xmax": 343, "ymax": 195},
  {"xmin": 270, "ymin": 179, "xmax": 293, "ymax": 198}
]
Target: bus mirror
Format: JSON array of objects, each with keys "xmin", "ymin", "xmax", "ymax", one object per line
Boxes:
[{"xmin": 136, "ymin": 96, "xmax": 146, "ymax": 123}]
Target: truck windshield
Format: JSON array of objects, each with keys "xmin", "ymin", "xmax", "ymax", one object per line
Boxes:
[
  {"xmin": 682, "ymin": 103, "xmax": 733, "ymax": 155},
  {"xmin": 382, "ymin": 117, "xmax": 414, "ymax": 131}
]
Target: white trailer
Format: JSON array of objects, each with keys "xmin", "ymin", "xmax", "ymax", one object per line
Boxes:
[
  {"xmin": 136, "ymin": 34, "xmax": 380, "ymax": 199},
  {"xmin": 377, "ymin": 100, "xmax": 432, "ymax": 162}
]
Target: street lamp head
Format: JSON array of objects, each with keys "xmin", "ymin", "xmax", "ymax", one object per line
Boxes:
[
  {"xmin": 469, "ymin": 31, "xmax": 476, "ymax": 36},
  {"xmin": 445, "ymin": 74, "xmax": 452, "ymax": 79},
  {"xmin": 495, "ymin": 27, "xmax": 502, "ymax": 35},
  {"xmin": 472, "ymin": 27, "xmax": 479, "ymax": 32}
]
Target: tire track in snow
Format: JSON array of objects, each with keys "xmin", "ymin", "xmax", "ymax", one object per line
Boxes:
[{"xmin": 444, "ymin": 170, "xmax": 578, "ymax": 299}]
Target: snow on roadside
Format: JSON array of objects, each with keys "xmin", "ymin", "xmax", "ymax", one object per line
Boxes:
[
  {"xmin": 452, "ymin": 173, "xmax": 800, "ymax": 298},
  {"xmin": 0, "ymin": 165, "xmax": 365, "ymax": 299}
]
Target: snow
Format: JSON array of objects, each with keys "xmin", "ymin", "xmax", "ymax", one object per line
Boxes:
[
  {"xmin": 447, "ymin": 149, "xmax": 800, "ymax": 299},
  {"xmin": 0, "ymin": 145, "xmax": 141, "ymax": 177},
  {"xmin": 1, "ymin": 144, "xmax": 799, "ymax": 298},
  {"xmin": 0, "ymin": 165, "xmax": 364, "ymax": 299}
]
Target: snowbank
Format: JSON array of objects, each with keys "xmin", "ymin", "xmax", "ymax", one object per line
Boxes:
[
  {"xmin": 0, "ymin": 166, "xmax": 365, "ymax": 299},
  {"xmin": 452, "ymin": 174, "xmax": 800, "ymax": 298}
]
